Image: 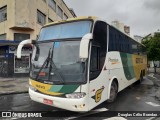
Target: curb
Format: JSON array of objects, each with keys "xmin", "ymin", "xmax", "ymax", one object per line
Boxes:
[{"xmin": 0, "ymin": 91, "xmax": 28, "ymax": 96}]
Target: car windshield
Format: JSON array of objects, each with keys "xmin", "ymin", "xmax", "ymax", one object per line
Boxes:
[
  {"xmin": 38, "ymin": 20, "xmax": 92, "ymax": 41},
  {"xmin": 30, "ymin": 41, "xmax": 86, "ymax": 84}
]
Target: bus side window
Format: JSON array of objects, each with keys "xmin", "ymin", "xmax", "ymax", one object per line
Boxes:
[
  {"xmin": 90, "ymin": 21, "xmax": 107, "ymax": 81},
  {"xmin": 90, "ymin": 46, "xmax": 100, "ymax": 80}
]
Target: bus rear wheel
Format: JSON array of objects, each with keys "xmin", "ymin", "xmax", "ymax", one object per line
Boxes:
[{"xmin": 107, "ymin": 81, "xmax": 118, "ymax": 103}]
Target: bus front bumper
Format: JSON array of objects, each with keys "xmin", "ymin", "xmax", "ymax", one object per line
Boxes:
[{"xmin": 29, "ymin": 88, "xmax": 89, "ymax": 112}]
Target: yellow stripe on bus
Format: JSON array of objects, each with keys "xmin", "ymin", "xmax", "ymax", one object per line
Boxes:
[
  {"xmin": 132, "ymin": 55, "xmax": 147, "ymax": 80},
  {"xmin": 29, "ymin": 79, "xmax": 63, "ymax": 96}
]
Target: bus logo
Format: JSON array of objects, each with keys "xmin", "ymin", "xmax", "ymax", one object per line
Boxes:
[
  {"xmin": 108, "ymin": 58, "xmax": 119, "ymax": 65},
  {"xmin": 95, "ymin": 88, "xmax": 104, "ymax": 103},
  {"xmin": 92, "ymin": 88, "xmax": 104, "ymax": 103}
]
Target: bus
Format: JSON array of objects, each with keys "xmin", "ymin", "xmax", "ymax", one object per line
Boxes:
[{"xmin": 17, "ymin": 16, "xmax": 147, "ymax": 112}]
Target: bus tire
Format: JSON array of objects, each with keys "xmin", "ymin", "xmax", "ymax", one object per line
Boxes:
[{"xmin": 107, "ymin": 81, "xmax": 118, "ymax": 103}]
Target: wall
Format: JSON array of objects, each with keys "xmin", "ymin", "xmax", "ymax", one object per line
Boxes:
[
  {"xmin": 0, "ymin": 0, "xmax": 15, "ymax": 40},
  {"xmin": 0, "ymin": 0, "xmax": 75, "ymax": 41}
]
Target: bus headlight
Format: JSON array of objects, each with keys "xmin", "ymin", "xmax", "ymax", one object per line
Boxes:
[
  {"xmin": 29, "ymin": 85, "xmax": 37, "ymax": 92},
  {"xmin": 65, "ymin": 92, "xmax": 86, "ymax": 99}
]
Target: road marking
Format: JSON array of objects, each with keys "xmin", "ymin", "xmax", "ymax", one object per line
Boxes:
[
  {"xmin": 65, "ymin": 108, "xmax": 108, "ymax": 120},
  {"xmin": 146, "ymin": 102, "xmax": 160, "ymax": 107},
  {"xmin": 136, "ymin": 97, "xmax": 141, "ymax": 100},
  {"xmin": 148, "ymin": 74, "xmax": 157, "ymax": 79},
  {"xmin": 146, "ymin": 117, "xmax": 156, "ymax": 120},
  {"xmin": 103, "ymin": 117, "xmax": 127, "ymax": 120},
  {"xmin": 148, "ymin": 73, "xmax": 154, "ymax": 77},
  {"xmin": 92, "ymin": 107, "xmax": 108, "ymax": 112},
  {"xmin": 11, "ymin": 118, "xmax": 19, "ymax": 120}
]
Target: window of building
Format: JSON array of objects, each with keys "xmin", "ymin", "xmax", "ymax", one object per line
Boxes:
[
  {"xmin": 14, "ymin": 33, "xmax": 30, "ymax": 41},
  {"xmin": 0, "ymin": 6, "xmax": 7, "ymax": 22},
  {"xmin": 57, "ymin": 6, "xmax": 63, "ymax": 18},
  {"xmin": 37, "ymin": 10, "xmax": 46, "ymax": 26},
  {"xmin": 0, "ymin": 47, "xmax": 5, "ymax": 55},
  {"xmin": 64, "ymin": 13, "xmax": 68, "ymax": 20},
  {"xmin": 0, "ymin": 34, "xmax": 6, "ymax": 40},
  {"xmin": 14, "ymin": 55, "xmax": 30, "ymax": 73},
  {"xmin": 49, "ymin": 0, "xmax": 56, "ymax": 11},
  {"xmin": 48, "ymin": 18, "xmax": 53, "ymax": 23}
]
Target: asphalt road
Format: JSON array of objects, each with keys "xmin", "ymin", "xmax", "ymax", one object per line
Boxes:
[{"xmin": 0, "ymin": 74, "xmax": 160, "ymax": 120}]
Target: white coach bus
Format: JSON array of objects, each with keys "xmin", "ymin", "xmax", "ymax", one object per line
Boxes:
[{"xmin": 17, "ymin": 16, "xmax": 147, "ymax": 112}]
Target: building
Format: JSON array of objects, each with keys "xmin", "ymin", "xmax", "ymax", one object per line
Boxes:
[
  {"xmin": 0, "ymin": 0, "xmax": 76, "ymax": 77},
  {"xmin": 124, "ymin": 25, "xmax": 130, "ymax": 35},
  {"xmin": 111, "ymin": 21, "xmax": 124, "ymax": 33},
  {"xmin": 0, "ymin": 0, "xmax": 76, "ymax": 40},
  {"xmin": 69, "ymin": 8, "xmax": 76, "ymax": 18},
  {"xmin": 111, "ymin": 20, "xmax": 130, "ymax": 35},
  {"xmin": 134, "ymin": 35, "xmax": 143, "ymax": 43}
]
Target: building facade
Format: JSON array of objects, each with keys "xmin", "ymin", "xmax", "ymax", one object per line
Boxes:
[
  {"xmin": 134, "ymin": 35, "xmax": 143, "ymax": 43},
  {"xmin": 111, "ymin": 20, "xmax": 130, "ymax": 35},
  {"xmin": 0, "ymin": 0, "xmax": 76, "ymax": 40},
  {"xmin": 0, "ymin": 0, "xmax": 76, "ymax": 77}
]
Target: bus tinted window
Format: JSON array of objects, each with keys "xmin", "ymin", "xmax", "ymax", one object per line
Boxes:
[
  {"xmin": 90, "ymin": 21, "xmax": 107, "ymax": 80},
  {"xmin": 93, "ymin": 21, "xmax": 107, "ymax": 70},
  {"xmin": 108, "ymin": 26, "xmax": 146, "ymax": 55}
]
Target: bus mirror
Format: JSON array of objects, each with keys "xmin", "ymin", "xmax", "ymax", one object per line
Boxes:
[
  {"xmin": 79, "ymin": 33, "xmax": 92, "ymax": 61},
  {"xmin": 17, "ymin": 39, "xmax": 32, "ymax": 58}
]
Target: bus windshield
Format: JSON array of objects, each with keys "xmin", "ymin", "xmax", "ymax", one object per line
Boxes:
[
  {"xmin": 38, "ymin": 20, "xmax": 92, "ymax": 41},
  {"xmin": 30, "ymin": 41, "xmax": 86, "ymax": 84}
]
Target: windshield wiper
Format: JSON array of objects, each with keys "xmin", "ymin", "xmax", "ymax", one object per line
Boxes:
[
  {"xmin": 48, "ymin": 47, "xmax": 65, "ymax": 84},
  {"xmin": 35, "ymin": 48, "xmax": 51, "ymax": 80},
  {"xmin": 36, "ymin": 47, "xmax": 64, "ymax": 84}
]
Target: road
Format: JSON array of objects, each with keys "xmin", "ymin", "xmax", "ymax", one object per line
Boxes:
[{"xmin": 0, "ymin": 74, "xmax": 160, "ymax": 120}]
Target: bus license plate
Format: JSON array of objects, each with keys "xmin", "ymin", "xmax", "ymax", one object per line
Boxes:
[{"xmin": 43, "ymin": 98, "xmax": 53, "ymax": 105}]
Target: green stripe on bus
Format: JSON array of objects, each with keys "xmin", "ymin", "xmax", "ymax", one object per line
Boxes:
[
  {"xmin": 49, "ymin": 85, "xmax": 63, "ymax": 92},
  {"xmin": 120, "ymin": 53, "xmax": 135, "ymax": 80},
  {"xmin": 49, "ymin": 85, "xmax": 79, "ymax": 93}
]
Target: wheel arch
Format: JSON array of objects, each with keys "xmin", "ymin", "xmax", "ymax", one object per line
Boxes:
[{"xmin": 107, "ymin": 77, "xmax": 119, "ymax": 99}]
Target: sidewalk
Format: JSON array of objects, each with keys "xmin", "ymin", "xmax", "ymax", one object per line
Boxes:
[
  {"xmin": 147, "ymin": 68, "xmax": 160, "ymax": 102},
  {"xmin": 148, "ymin": 67, "xmax": 160, "ymax": 75},
  {"xmin": 0, "ymin": 77, "xmax": 29, "ymax": 95}
]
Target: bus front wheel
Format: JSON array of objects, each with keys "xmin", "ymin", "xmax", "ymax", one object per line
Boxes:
[{"xmin": 107, "ymin": 81, "xmax": 118, "ymax": 103}]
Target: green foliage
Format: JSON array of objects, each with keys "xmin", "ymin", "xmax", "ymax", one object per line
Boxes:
[{"xmin": 142, "ymin": 32, "xmax": 160, "ymax": 61}]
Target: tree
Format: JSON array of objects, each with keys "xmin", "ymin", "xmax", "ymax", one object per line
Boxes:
[{"xmin": 142, "ymin": 32, "xmax": 160, "ymax": 73}]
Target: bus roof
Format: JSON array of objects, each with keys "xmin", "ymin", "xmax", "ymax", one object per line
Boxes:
[
  {"xmin": 44, "ymin": 16, "xmax": 97, "ymax": 27},
  {"xmin": 43, "ymin": 16, "xmax": 145, "ymax": 47}
]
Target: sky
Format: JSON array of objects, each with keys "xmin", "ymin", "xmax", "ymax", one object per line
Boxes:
[{"xmin": 64, "ymin": 0, "xmax": 160, "ymax": 37}]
